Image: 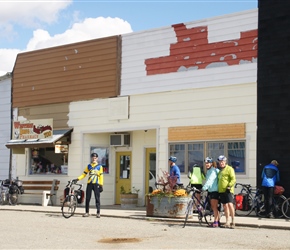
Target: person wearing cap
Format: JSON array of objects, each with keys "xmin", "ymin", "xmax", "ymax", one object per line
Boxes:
[
  {"xmin": 188, "ymin": 163, "xmax": 205, "ymax": 206},
  {"xmin": 168, "ymin": 156, "xmax": 181, "ymax": 184},
  {"xmin": 217, "ymin": 155, "xmax": 236, "ymax": 228},
  {"xmin": 202, "ymin": 157, "xmax": 220, "ymax": 227},
  {"xmin": 72, "ymin": 153, "xmax": 104, "ymax": 218},
  {"xmin": 261, "ymin": 160, "xmax": 280, "ymax": 219}
]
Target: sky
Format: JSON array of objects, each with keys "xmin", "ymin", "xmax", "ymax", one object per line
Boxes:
[{"xmin": 0, "ymin": 0, "xmax": 257, "ymax": 75}]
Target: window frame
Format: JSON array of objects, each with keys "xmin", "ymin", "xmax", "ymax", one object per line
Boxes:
[{"xmin": 169, "ymin": 140, "xmax": 246, "ymax": 175}]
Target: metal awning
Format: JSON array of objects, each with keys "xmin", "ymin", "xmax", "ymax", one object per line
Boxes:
[{"xmin": 5, "ymin": 128, "xmax": 73, "ymax": 149}]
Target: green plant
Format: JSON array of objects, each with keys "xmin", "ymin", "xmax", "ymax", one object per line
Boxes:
[
  {"xmin": 146, "ymin": 169, "xmax": 187, "ymax": 198},
  {"xmin": 120, "ymin": 186, "xmax": 140, "ymax": 194}
]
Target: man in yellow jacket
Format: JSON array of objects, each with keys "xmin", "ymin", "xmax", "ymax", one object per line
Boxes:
[
  {"xmin": 217, "ymin": 155, "xmax": 236, "ymax": 228},
  {"xmin": 73, "ymin": 153, "xmax": 103, "ymax": 218}
]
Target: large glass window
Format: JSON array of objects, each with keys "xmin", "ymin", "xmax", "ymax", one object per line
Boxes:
[
  {"xmin": 30, "ymin": 146, "xmax": 68, "ymax": 175},
  {"xmin": 169, "ymin": 140, "xmax": 246, "ymax": 174}
]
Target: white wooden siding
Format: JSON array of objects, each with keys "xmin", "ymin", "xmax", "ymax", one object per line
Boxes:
[
  {"xmin": 68, "ymin": 82, "xmax": 257, "ymax": 205},
  {"xmin": 0, "ymin": 75, "xmax": 11, "ymax": 179},
  {"xmin": 121, "ymin": 9, "xmax": 257, "ymax": 96}
]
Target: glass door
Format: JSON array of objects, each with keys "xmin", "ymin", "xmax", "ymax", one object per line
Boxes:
[{"xmin": 115, "ymin": 152, "xmax": 131, "ymax": 204}]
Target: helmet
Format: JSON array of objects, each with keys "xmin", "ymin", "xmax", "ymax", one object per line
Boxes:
[
  {"xmin": 217, "ymin": 155, "xmax": 227, "ymax": 161},
  {"xmin": 168, "ymin": 156, "xmax": 177, "ymax": 162},
  {"xmin": 91, "ymin": 153, "xmax": 98, "ymax": 158},
  {"xmin": 204, "ymin": 157, "xmax": 213, "ymax": 163}
]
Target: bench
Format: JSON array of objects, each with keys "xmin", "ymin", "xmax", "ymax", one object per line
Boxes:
[{"xmin": 22, "ymin": 179, "xmax": 60, "ymax": 206}]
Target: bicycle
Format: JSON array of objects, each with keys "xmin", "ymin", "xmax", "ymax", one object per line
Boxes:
[
  {"xmin": 61, "ymin": 180, "xmax": 84, "ymax": 219},
  {"xmin": 281, "ymin": 197, "xmax": 290, "ymax": 219},
  {"xmin": 183, "ymin": 186, "xmax": 222, "ymax": 228},
  {"xmin": 0, "ymin": 179, "xmax": 23, "ymax": 205},
  {"xmin": 234, "ymin": 183, "xmax": 286, "ymax": 218}
]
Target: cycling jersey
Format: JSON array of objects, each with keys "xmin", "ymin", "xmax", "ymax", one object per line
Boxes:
[{"xmin": 78, "ymin": 163, "xmax": 104, "ymax": 185}]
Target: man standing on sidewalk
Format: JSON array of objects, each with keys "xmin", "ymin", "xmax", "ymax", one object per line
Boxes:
[
  {"xmin": 261, "ymin": 160, "xmax": 280, "ymax": 219},
  {"xmin": 73, "ymin": 153, "xmax": 104, "ymax": 218}
]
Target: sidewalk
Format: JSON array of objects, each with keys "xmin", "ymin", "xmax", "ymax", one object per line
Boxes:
[{"xmin": 0, "ymin": 204, "xmax": 289, "ymax": 230}]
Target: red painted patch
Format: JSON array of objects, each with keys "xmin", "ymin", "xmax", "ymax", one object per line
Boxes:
[{"xmin": 145, "ymin": 24, "xmax": 258, "ymax": 75}]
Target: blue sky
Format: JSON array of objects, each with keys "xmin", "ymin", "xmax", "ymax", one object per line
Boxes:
[{"xmin": 0, "ymin": 0, "xmax": 257, "ymax": 74}]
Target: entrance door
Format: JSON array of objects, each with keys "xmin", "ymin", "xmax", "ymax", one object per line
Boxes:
[
  {"xmin": 145, "ymin": 148, "xmax": 156, "ymax": 195},
  {"xmin": 115, "ymin": 152, "xmax": 132, "ymax": 204}
]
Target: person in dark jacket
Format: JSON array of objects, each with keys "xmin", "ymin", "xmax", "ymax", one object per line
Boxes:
[{"xmin": 261, "ymin": 160, "xmax": 280, "ymax": 218}]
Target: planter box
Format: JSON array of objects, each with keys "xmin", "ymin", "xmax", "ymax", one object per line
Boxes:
[
  {"xmin": 120, "ymin": 193, "xmax": 138, "ymax": 208},
  {"xmin": 146, "ymin": 196, "xmax": 190, "ymax": 218}
]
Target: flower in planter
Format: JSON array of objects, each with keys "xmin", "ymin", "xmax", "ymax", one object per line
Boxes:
[
  {"xmin": 147, "ymin": 169, "xmax": 188, "ymax": 198},
  {"xmin": 120, "ymin": 186, "xmax": 140, "ymax": 194}
]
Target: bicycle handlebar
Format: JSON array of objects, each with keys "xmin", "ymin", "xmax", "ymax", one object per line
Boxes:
[
  {"xmin": 66, "ymin": 180, "xmax": 83, "ymax": 190},
  {"xmin": 185, "ymin": 186, "xmax": 202, "ymax": 194},
  {"xmin": 235, "ymin": 183, "xmax": 252, "ymax": 189}
]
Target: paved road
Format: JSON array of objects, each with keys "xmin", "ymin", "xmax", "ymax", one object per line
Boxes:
[{"xmin": 1, "ymin": 210, "xmax": 290, "ymax": 249}]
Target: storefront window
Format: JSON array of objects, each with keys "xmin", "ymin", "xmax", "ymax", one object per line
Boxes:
[
  {"xmin": 30, "ymin": 146, "xmax": 68, "ymax": 175},
  {"xmin": 90, "ymin": 147, "xmax": 109, "ymax": 174}
]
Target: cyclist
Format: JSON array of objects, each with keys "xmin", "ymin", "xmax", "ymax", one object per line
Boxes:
[
  {"xmin": 261, "ymin": 160, "xmax": 280, "ymax": 219},
  {"xmin": 73, "ymin": 153, "xmax": 104, "ymax": 218},
  {"xmin": 188, "ymin": 163, "xmax": 205, "ymax": 206},
  {"xmin": 217, "ymin": 155, "xmax": 236, "ymax": 228},
  {"xmin": 202, "ymin": 157, "xmax": 220, "ymax": 227},
  {"xmin": 168, "ymin": 156, "xmax": 181, "ymax": 184}
]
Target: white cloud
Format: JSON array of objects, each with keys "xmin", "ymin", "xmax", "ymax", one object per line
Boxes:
[
  {"xmin": 0, "ymin": 48, "xmax": 20, "ymax": 73},
  {"xmin": 0, "ymin": 0, "xmax": 72, "ymax": 28},
  {"xmin": 0, "ymin": 16, "xmax": 132, "ymax": 73},
  {"xmin": 26, "ymin": 16, "xmax": 132, "ymax": 51}
]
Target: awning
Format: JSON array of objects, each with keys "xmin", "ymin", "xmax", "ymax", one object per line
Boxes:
[{"xmin": 5, "ymin": 128, "xmax": 73, "ymax": 149}]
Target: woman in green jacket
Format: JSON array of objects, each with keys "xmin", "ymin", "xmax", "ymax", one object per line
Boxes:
[{"xmin": 217, "ymin": 155, "xmax": 236, "ymax": 228}]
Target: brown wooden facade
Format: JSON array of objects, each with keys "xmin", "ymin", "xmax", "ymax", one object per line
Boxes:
[{"xmin": 12, "ymin": 35, "xmax": 121, "ymax": 108}]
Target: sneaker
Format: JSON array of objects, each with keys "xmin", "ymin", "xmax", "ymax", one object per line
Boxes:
[
  {"xmin": 266, "ymin": 213, "xmax": 275, "ymax": 219},
  {"xmin": 96, "ymin": 213, "xmax": 100, "ymax": 218},
  {"xmin": 221, "ymin": 223, "xmax": 230, "ymax": 228},
  {"xmin": 82, "ymin": 213, "xmax": 90, "ymax": 217},
  {"xmin": 213, "ymin": 222, "xmax": 219, "ymax": 228},
  {"xmin": 230, "ymin": 223, "xmax": 235, "ymax": 229}
]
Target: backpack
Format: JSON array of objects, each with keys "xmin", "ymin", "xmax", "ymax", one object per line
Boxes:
[{"xmin": 235, "ymin": 193, "xmax": 250, "ymax": 211}]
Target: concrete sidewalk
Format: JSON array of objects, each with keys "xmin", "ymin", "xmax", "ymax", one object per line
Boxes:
[{"xmin": 0, "ymin": 204, "xmax": 290, "ymax": 230}]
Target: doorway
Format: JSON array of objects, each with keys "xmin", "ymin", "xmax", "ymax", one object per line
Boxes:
[
  {"xmin": 145, "ymin": 148, "xmax": 156, "ymax": 196},
  {"xmin": 115, "ymin": 152, "xmax": 131, "ymax": 204}
]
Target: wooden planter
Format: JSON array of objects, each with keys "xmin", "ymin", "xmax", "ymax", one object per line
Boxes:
[
  {"xmin": 146, "ymin": 196, "xmax": 189, "ymax": 218},
  {"xmin": 120, "ymin": 193, "xmax": 138, "ymax": 208}
]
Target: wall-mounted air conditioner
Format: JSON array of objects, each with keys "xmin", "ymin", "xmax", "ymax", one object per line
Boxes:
[{"xmin": 110, "ymin": 134, "xmax": 130, "ymax": 146}]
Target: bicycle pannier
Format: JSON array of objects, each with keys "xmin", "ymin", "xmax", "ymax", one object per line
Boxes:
[
  {"xmin": 64, "ymin": 187, "xmax": 70, "ymax": 197},
  {"xmin": 9, "ymin": 185, "xmax": 18, "ymax": 194},
  {"xmin": 235, "ymin": 193, "xmax": 250, "ymax": 211},
  {"xmin": 235, "ymin": 194, "xmax": 244, "ymax": 210},
  {"xmin": 74, "ymin": 189, "xmax": 85, "ymax": 204},
  {"xmin": 274, "ymin": 185, "xmax": 284, "ymax": 195}
]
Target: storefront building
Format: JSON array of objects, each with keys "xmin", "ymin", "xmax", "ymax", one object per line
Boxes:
[{"xmin": 6, "ymin": 9, "xmax": 258, "ymax": 206}]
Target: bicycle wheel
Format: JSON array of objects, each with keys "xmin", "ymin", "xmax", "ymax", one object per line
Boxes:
[
  {"xmin": 273, "ymin": 195, "xmax": 286, "ymax": 218},
  {"xmin": 235, "ymin": 194, "xmax": 255, "ymax": 216},
  {"xmin": 8, "ymin": 189, "xmax": 19, "ymax": 205},
  {"xmin": 282, "ymin": 197, "xmax": 290, "ymax": 219},
  {"xmin": 204, "ymin": 207, "xmax": 214, "ymax": 226},
  {"xmin": 61, "ymin": 195, "xmax": 77, "ymax": 219},
  {"xmin": 183, "ymin": 199, "xmax": 193, "ymax": 228}
]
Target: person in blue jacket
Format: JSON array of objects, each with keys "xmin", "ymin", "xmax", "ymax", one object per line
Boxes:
[
  {"xmin": 261, "ymin": 160, "xmax": 280, "ymax": 218},
  {"xmin": 202, "ymin": 157, "xmax": 220, "ymax": 227},
  {"xmin": 168, "ymin": 156, "xmax": 181, "ymax": 184}
]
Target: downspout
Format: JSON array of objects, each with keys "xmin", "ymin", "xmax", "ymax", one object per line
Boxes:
[{"xmin": 9, "ymin": 72, "xmax": 13, "ymax": 180}]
